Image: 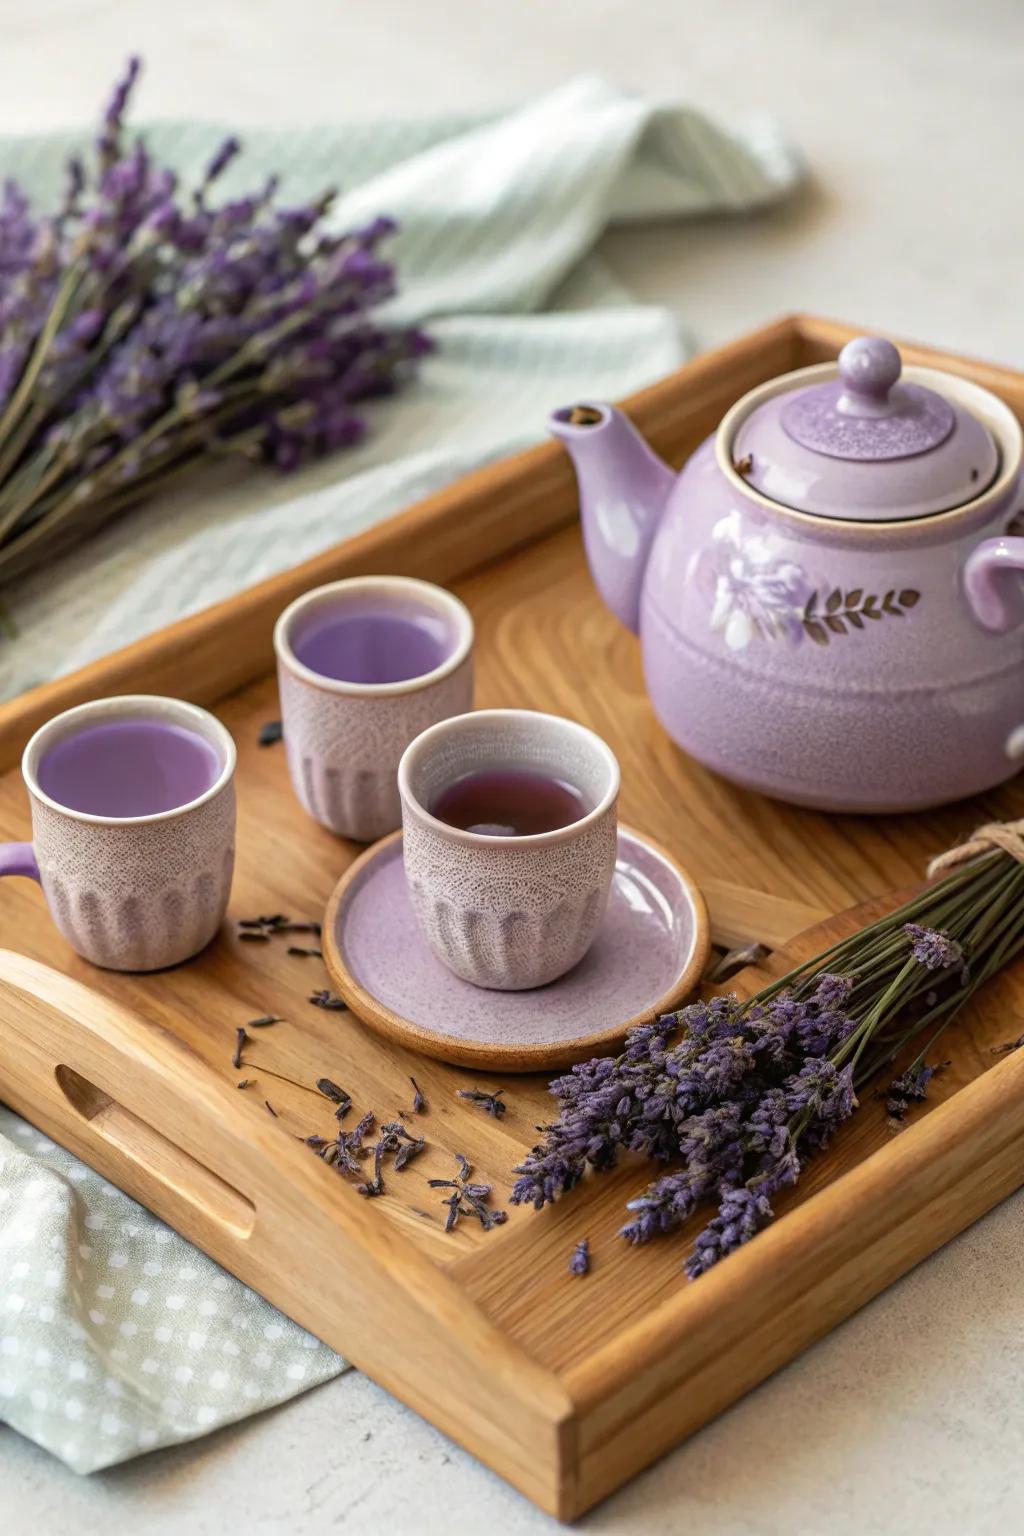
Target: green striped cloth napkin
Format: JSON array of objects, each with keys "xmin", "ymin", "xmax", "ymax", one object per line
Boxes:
[{"xmin": 0, "ymin": 74, "xmax": 798, "ymax": 701}]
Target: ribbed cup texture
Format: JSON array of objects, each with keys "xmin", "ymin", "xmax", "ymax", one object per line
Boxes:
[
  {"xmin": 31, "ymin": 784, "xmax": 236, "ymax": 972},
  {"xmin": 402, "ymin": 803, "xmax": 617, "ymax": 991},
  {"xmin": 278, "ymin": 656, "xmax": 473, "ymax": 842}
]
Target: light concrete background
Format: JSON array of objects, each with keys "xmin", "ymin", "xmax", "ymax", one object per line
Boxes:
[{"xmin": 3, "ymin": 1, "xmax": 1024, "ymax": 1531}]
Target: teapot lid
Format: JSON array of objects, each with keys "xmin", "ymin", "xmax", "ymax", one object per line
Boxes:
[{"xmin": 731, "ymin": 337, "xmax": 999, "ymax": 521}]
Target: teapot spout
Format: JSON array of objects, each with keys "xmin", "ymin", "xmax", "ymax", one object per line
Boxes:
[{"xmin": 550, "ymin": 403, "xmax": 675, "ymax": 635}]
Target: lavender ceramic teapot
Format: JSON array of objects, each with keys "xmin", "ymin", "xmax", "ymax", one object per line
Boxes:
[{"xmin": 551, "ymin": 337, "xmax": 1024, "ymax": 812}]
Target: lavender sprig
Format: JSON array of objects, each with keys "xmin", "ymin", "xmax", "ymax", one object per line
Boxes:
[{"xmin": 511, "ymin": 846, "xmax": 1024, "ymax": 1280}]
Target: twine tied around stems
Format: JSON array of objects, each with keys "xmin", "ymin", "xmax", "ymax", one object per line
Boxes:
[{"xmin": 928, "ymin": 818, "xmax": 1024, "ymax": 878}]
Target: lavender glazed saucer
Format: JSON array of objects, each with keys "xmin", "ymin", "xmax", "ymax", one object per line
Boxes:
[{"xmin": 322, "ymin": 826, "xmax": 710, "ymax": 1071}]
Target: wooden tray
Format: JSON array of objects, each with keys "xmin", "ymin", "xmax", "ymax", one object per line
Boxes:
[{"xmin": 1, "ymin": 314, "xmax": 1023, "ymax": 1520}]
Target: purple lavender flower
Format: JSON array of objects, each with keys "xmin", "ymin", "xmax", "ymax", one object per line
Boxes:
[
  {"xmin": 0, "ymin": 56, "xmax": 429, "ymax": 576},
  {"xmin": 97, "ymin": 55, "xmax": 141, "ymax": 168},
  {"xmin": 885, "ymin": 1061, "xmax": 946, "ymax": 1121},
  {"xmin": 743, "ymin": 1087, "xmax": 790, "ymax": 1160},
  {"xmin": 685, "ymin": 1185, "xmax": 775, "ymax": 1279},
  {"xmin": 905, "ymin": 924, "xmax": 967, "ymax": 978},
  {"xmin": 568, "ymin": 1238, "xmax": 590, "ymax": 1276},
  {"xmin": 784, "ymin": 1058, "xmax": 856, "ymax": 1121},
  {"xmin": 203, "ymin": 136, "xmax": 241, "ymax": 188},
  {"xmin": 621, "ymin": 1163, "xmax": 720, "ymax": 1244}
]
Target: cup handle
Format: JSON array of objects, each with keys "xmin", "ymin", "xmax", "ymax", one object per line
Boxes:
[{"xmin": 0, "ymin": 843, "xmax": 40, "ymax": 881}]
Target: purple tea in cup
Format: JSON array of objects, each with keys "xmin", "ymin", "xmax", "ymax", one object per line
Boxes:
[
  {"xmin": 37, "ymin": 719, "xmax": 222, "ymax": 818},
  {"xmin": 0, "ymin": 695, "xmax": 237, "ymax": 972},
  {"xmin": 290, "ymin": 603, "xmax": 452, "ymax": 686},
  {"xmin": 274, "ymin": 576, "xmax": 475, "ymax": 843}
]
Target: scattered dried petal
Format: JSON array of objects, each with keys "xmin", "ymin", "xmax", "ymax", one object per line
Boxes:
[
  {"xmin": 309, "ymin": 989, "xmax": 348, "ymax": 1011},
  {"xmin": 316, "ymin": 1078, "xmax": 352, "ymax": 1113},
  {"xmin": 431, "ymin": 1154, "xmax": 507, "ymax": 1233},
  {"xmin": 569, "ymin": 1238, "xmax": 590, "ymax": 1276},
  {"xmin": 457, "ymin": 1087, "xmax": 506, "ymax": 1118}
]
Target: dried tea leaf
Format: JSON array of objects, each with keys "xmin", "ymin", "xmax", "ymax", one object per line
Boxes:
[
  {"xmin": 316, "ymin": 1078, "xmax": 351, "ymax": 1106},
  {"xmin": 309, "ymin": 990, "xmax": 349, "ymax": 1011},
  {"xmin": 456, "ymin": 1087, "xmax": 507, "ymax": 1118}
]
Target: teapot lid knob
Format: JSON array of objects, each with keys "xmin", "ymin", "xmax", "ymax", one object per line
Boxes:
[
  {"xmin": 780, "ymin": 334, "xmax": 956, "ymax": 459},
  {"xmin": 733, "ymin": 333, "xmax": 1001, "ymax": 519},
  {"xmin": 837, "ymin": 336, "xmax": 901, "ymax": 405}
]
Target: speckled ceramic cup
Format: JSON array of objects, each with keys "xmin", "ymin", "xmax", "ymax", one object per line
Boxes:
[
  {"xmin": 0, "ymin": 695, "xmax": 236, "ymax": 971},
  {"xmin": 398, "ymin": 709, "xmax": 620, "ymax": 991},
  {"xmin": 274, "ymin": 576, "xmax": 474, "ymax": 842}
]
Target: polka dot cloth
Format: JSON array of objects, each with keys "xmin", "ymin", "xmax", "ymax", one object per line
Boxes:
[{"xmin": 0, "ymin": 1107, "xmax": 345, "ymax": 1472}]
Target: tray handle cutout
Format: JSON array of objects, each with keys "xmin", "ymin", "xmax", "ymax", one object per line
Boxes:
[{"xmin": 54, "ymin": 1063, "xmax": 255, "ymax": 1238}]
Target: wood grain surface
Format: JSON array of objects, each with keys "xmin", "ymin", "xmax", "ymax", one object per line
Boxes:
[{"xmin": 1, "ymin": 316, "xmax": 1023, "ymax": 1518}]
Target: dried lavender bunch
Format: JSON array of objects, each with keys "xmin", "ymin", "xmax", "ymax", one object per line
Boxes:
[
  {"xmin": 512, "ymin": 845, "xmax": 1024, "ymax": 1279},
  {"xmin": 0, "ymin": 56, "xmax": 430, "ymax": 581}
]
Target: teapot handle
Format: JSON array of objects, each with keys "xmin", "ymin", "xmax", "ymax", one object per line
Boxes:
[{"xmin": 964, "ymin": 536, "xmax": 1024, "ymax": 633}]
